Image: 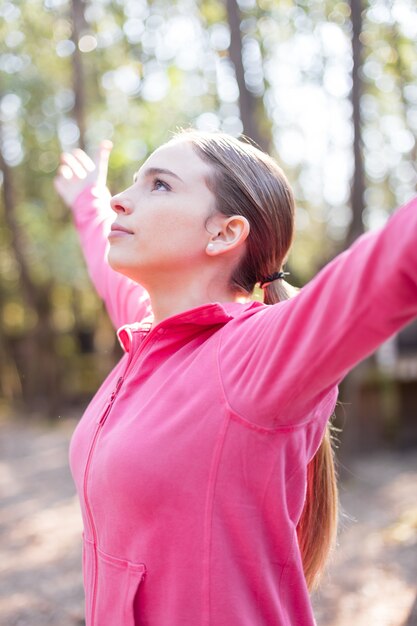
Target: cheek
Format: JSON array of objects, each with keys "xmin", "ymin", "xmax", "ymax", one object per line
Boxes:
[
  {"xmin": 153, "ymin": 234, "xmax": 201, "ymax": 263},
  {"xmin": 155, "ymin": 212, "xmax": 208, "ymax": 254}
]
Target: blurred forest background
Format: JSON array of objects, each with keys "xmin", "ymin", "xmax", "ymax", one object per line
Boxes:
[
  {"xmin": 1, "ymin": 0, "xmax": 417, "ymax": 440},
  {"xmin": 1, "ymin": 1, "xmax": 417, "ymax": 625}
]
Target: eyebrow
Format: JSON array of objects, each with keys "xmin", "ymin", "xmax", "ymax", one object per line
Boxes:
[{"xmin": 133, "ymin": 167, "xmax": 184, "ymax": 183}]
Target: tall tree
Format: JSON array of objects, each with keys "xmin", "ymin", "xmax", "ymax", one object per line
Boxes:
[
  {"xmin": 0, "ymin": 120, "xmax": 59, "ymax": 414},
  {"xmin": 346, "ymin": 0, "xmax": 366, "ymax": 247},
  {"xmin": 70, "ymin": 0, "xmax": 88, "ymax": 149},
  {"xmin": 225, "ymin": 0, "xmax": 270, "ymax": 151}
]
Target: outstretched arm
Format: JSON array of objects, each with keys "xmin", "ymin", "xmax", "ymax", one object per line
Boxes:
[
  {"xmin": 219, "ymin": 195, "xmax": 417, "ymax": 427},
  {"xmin": 54, "ymin": 143, "xmax": 151, "ymax": 329}
]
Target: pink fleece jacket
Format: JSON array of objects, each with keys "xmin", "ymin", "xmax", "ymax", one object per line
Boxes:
[{"xmin": 69, "ymin": 185, "xmax": 417, "ymax": 626}]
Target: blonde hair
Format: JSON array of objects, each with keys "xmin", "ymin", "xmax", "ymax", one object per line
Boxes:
[{"xmin": 173, "ymin": 129, "xmax": 338, "ymax": 590}]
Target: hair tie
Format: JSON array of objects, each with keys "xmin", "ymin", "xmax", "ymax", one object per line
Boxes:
[{"xmin": 259, "ymin": 271, "xmax": 290, "ymax": 289}]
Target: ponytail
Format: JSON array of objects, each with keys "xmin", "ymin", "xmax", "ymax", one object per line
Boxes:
[
  {"xmin": 297, "ymin": 427, "xmax": 338, "ymax": 590},
  {"xmin": 262, "ymin": 278, "xmax": 298, "ymax": 305},
  {"xmin": 263, "ymin": 278, "xmax": 339, "ymax": 591}
]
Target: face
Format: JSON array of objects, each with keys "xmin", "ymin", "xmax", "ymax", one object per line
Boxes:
[{"xmin": 108, "ymin": 140, "xmax": 217, "ymax": 286}]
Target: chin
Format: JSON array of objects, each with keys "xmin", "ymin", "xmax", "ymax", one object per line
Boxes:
[
  {"xmin": 108, "ymin": 250, "xmax": 130, "ymax": 274},
  {"xmin": 107, "ymin": 251, "xmax": 145, "ymax": 284}
]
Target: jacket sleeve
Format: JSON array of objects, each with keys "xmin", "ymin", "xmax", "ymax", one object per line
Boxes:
[
  {"xmin": 219, "ymin": 195, "xmax": 417, "ymax": 427},
  {"xmin": 71, "ymin": 185, "xmax": 151, "ymax": 329}
]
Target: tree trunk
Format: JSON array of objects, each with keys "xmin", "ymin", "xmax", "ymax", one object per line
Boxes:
[
  {"xmin": 0, "ymin": 139, "xmax": 39, "ymax": 312},
  {"xmin": 70, "ymin": 0, "xmax": 87, "ymax": 149},
  {"xmin": 225, "ymin": 0, "xmax": 270, "ymax": 151},
  {"xmin": 0, "ymin": 288, "xmax": 22, "ymax": 403},
  {"xmin": 390, "ymin": 19, "xmax": 417, "ymax": 174},
  {"xmin": 345, "ymin": 0, "xmax": 366, "ymax": 248},
  {"xmin": 0, "ymin": 124, "xmax": 59, "ymax": 415},
  {"xmin": 338, "ymin": 0, "xmax": 376, "ymax": 454}
]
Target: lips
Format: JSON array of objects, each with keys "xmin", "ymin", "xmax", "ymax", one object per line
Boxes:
[{"xmin": 110, "ymin": 223, "xmax": 134, "ymax": 235}]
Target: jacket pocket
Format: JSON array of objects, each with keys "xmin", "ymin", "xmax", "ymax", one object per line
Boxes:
[
  {"xmin": 82, "ymin": 536, "xmax": 146, "ymax": 626},
  {"xmin": 96, "ymin": 547, "xmax": 146, "ymax": 626}
]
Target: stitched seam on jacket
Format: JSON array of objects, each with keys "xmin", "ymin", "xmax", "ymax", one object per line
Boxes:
[
  {"xmin": 278, "ymin": 528, "xmax": 297, "ymax": 596},
  {"xmin": 219, "ymin": 328, "xmax": 340, "ymax": 431},
  {"xmin": 201, "ymin": 331, "xmax": 231, "ymax": 626},
  {"xmin": 228, "ymin": 410, "xmax": 308, "ymax": 433},
  {"xmin": 216, "ymin": 326, "xmax": 323, "ymax": 432},
  {"xmin": 217, "ymin": 322, "xmax": 337, "ymax": 434}
]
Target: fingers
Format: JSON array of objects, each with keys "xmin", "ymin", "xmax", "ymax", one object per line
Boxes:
[
  {"xmin": 73, "ymin": 149, "xmax": 95, "ymax": 173},
  {"xmin": 58, "ymin": 146, "xmax": 100, "ymax": 179},
  {"xmin": 96, "ymin": 140, "xmax": 113, "ymax": 186},
  {"xmin": 56, "ymin": 164, "xmax": 73, "ymax": 180},
  {"xmin": 59, "ymin": 152, "xmax": 89, "ymax": 179},
  {"xmin": 55, "ymin": 141, "xmax": 112, "ymax": 192}
]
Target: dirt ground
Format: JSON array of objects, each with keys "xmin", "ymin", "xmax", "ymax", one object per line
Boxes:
[{"xmin": 0, "ymin": 415, "xmax": 416, "ymax": 626}]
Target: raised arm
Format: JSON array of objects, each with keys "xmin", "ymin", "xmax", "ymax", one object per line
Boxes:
[
  {"xmin": 219, "ymin": 195, "xmax": 417, "ymax": 427},
  {"xmin": 54, "ymin": 143, "xmax": 151, "ymax": 329}
]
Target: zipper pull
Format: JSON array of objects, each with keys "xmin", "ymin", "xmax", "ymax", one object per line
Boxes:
[
  {"xmin": 114, "ymin": 376, "xmax": 124, "ymax": 394},
  {"xmin": 99, "ymin": 377, "xmax": 124, "ymax": 425},
  {"xmin": 109, "ymin": 376, "xmax": 124, "ymax": 401}
]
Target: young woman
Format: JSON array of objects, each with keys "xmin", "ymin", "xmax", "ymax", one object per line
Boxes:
[{"xmin": 55, "ymin": 130, "xmax": 417, "ymax": 626}]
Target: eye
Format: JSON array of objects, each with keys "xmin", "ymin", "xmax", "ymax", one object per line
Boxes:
[{"xmin": 152, "ymin": 178, "xmax": 170, "ymax": 191}]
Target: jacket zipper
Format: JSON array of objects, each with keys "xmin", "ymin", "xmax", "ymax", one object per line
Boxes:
[
  {"xmin": 83, "ymin": 328, "xmax": 154, "ymax": 625},
  {"xmin": 83, "ymin": 374, "xmax": 123, "ymax": 624}
]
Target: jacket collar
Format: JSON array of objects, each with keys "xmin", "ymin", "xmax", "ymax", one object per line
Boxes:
[{"xmin": 117, "ymin": 300, "xmax": 263, "ymax": 353}]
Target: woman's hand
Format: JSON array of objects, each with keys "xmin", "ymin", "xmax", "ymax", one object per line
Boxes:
[{"xmin": 54, "ymin": 140, "xmax": 113, "ymax": 207}]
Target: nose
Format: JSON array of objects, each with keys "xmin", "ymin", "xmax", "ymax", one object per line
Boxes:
[{"xmin": 110, "ymin": 192, "xmax": 133, "ymax": 214}]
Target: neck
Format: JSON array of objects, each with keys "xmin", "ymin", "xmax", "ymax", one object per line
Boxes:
[{"xmin": 142, "ymin": 272, "xmax": 248, "ymax": 327}]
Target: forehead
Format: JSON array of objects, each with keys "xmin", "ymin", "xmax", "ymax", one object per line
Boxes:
[{"xmin": 141, "ymin": 139, "xmax": 212, "ymax": 183}]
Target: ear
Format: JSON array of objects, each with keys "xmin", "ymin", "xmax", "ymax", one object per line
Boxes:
[{"xmin": 206, "ymin": 215, "xmax": 250, "ymax": 256}]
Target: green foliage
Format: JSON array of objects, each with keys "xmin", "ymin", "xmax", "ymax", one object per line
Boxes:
[{"xmin": 1, "ymin": 0, "xmax": 416, "ymax": 411}]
